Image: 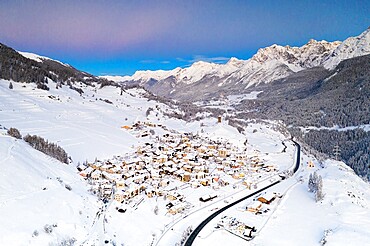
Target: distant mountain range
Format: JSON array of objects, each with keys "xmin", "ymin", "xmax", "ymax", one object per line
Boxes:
[{"xmin": 104, "ymin": 27, "xmax": 370, "ymax": 100}]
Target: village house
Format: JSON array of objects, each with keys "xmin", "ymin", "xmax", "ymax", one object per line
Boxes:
[
  {"xmin": 308, "ymin": 160, "xmax": 315, "ymax": 168},
  {"xmin": 218, "ymin": 148, "xmax": 228, "ymax": 158},
  {"xmin": 247, "ymin": 201, "xmax": 263, "ymax": 213},
  {"xmin": 257, "ymin": 193, "xmax": 277, "ymax": 204}
]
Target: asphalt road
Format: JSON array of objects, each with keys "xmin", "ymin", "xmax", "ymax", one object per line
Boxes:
[{"xmin": 184, "ymin": 140, "xmax": 301, "ymax": 246}]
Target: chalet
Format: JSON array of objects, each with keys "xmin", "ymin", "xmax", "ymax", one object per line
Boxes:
[
  {"xmin": 116, "ymin": 180, "xmax": 125, "ymax": 189},
  {"xmin": 181, "ymin": 172, "xmax": 191, "ymax": 182},
  {"xmin": 168, "ymin": 192, "xmax": 184, "ymax": 201},
  {"xmin": 218, "ymin": 148, "xmax": 228, "ymax": 158},
  {"xmin": 158, "ymin": 155, "xmax": 167, "ymax": 164},
  {"xmin": 144, "ymin": 185, "xmax": 156, "ymax": 198},
  {"xmin": 114, "ymin": 191, "xmax": 125, "ymax": 203},
  {"xmin": 197, "ymin": 146, "xmax": 207, "ymax": 153},
  {"xmin": 200, "ymin": 178, "xmax": 210, "ymax": 186},
  {"xmin": 183, "ymin": 164, "xmax": 193, "ymax": 172},
  {"xmin": 100, "ymin": 164, "xmax": 113, "ymax": 172},
  {"xmin": 247, "ymin": 201, "xmax": 262, "ymax": 213},
  {"xmin": 91, "ymin": 170, "xmax": 102, "ymax": 180},
  {"xmin": 308, "ymin": 160, "xmax": 315, "ymax": 168},
  {"xmin": 160, "ymin": 179, "xmax": 170, "ymax": 187},
  {"xmin": 257, "ymin": 193, "xmax": 276, "ymax": 204},
  {"xmin": 208, "ymin": 145, "xmax": 217, "ymax": 150},
  {"xmin": 168, "ymin": 203, "xmax": 184, "ymax": 215},
  {"xmin": 91, "ymin": 162, "xmax": 102, "ymax": 170},
  {"xmin": 79, "ymin": 166, "xmax": 94, "ymax": 177},
  {"xmin": 193, "ymin": 166, "xmax": 204, "ymax": 173},
  {"xmin": 195, "ymin": 172, "xmax": 206, "ymax": 180}
]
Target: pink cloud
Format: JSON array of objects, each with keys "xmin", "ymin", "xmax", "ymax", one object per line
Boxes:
[{"xmin": 0, "ymin": 1, "xmax": 183, "ymax": 55}]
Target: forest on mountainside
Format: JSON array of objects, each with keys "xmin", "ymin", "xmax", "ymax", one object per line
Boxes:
[{"xmin": 235, "ymin": 55, "xmax": 370, "ymax": 180}]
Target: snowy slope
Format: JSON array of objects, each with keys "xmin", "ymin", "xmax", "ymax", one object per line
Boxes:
[
  {"xmin": 0, "ymin": 79, "xmax": 160, "ymax": 163},
  {"xmin": 18, "ymin": 51, "xmax": 71, "ymax": 67},
  {"xmin": 0, "ymin": 133, "xmax": 98, "ymax": 245},
  {"xmin": 253, "ymin": 159, "xmax": 370, "ymax": 246}
]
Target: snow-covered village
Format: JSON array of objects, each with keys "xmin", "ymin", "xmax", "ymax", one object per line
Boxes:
[
  {"xmin": 82, "ymin": 120, "xmax": 279, "ymax": 204},
  {"xmin": 1, "ymin": 2, "xmax": 370, "ymax": 246}
]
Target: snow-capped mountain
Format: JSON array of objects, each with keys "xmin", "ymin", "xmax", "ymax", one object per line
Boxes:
[
  {"xmin": 323, "ymin": 27, "xmax": 370, "ymax": 69},
  {"xmin": 118, "ymin": 28, "xmax": 370, "ymax": 89}
]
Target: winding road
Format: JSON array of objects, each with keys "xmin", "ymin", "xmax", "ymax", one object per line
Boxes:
[{"xmin": 184, "ymin": 140, "xmax": 301, "ymax": 246}]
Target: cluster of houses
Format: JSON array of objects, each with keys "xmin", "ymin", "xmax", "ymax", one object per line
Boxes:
[
  {"xmin": 216, "ymin": 193, "xmax": 281, "ymax": 240},
  {"xmin": 246, "ymin": 192, "xmax": 280, "ymax": 214},
  {"xmin": 77, "ymin": 121, "xmax": 279, "ymax": 215},
  {"xmin": 216, "ymin": 215, "xmax": 257, "ymax": 240}
]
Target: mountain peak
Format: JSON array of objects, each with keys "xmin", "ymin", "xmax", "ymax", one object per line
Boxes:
[
  {"xmin": 226, "ymin": 57, "xmax": 244, "ymax": 67},
  {"xmin": 110, "ymin": 27, "xmax": 369, "ymax": 88},
  {"xmin": 323, "ymin": 28, "xmax": 370, "ymax": 69},
  {"xmin": 307, "ymin": 39, "xmax": 318, "ymax": 44}
]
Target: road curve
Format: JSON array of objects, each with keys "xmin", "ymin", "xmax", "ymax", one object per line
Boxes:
[{"xmin": 185, "ymin": 140, "xmax": 301, "ymax": 246}]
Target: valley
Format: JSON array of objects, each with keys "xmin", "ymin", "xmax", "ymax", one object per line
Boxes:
[
  {"xmin": 0, "ymin": 24, "xmax": 369, "ymax": 246},
  {"xmin": 1, "ymin": 76, "xmax": 370, "ymax": 245}
]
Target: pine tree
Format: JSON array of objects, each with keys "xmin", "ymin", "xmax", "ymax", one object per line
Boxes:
[
  {"xmin": 308, "ymin": 171, "xmax": 324, "ymax": 202},
  {"xmin": 308, "ymin": 173, "xmax": 315, "ymax": 192},
  {"xmin": 315, "ymin": 176, "xmax": 324, "ymax": 202}
]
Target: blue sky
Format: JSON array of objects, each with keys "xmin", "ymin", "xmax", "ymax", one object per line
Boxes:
[{"xmin": 0, "ymin": 0, "xmax": 369, "ymax": 75}]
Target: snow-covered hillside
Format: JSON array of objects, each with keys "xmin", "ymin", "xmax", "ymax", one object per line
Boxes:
[
  {"xmin": 1, "ymin": 78, "xmax": 370, "ymax": 246},
  {"xmin": 0, "ymin": 132, "xmax": 98, "ymax": 245},
  {"xmin": 0, "ymin": 79, "xmax": 163, "ymax": 162},
  {"xmin": 118, "ymin": 28, "xmax": 370, "ymax": 88}
]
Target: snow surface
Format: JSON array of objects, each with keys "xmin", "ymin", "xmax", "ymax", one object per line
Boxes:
[
  {"xmin": 1, "ymin": 78, "xmax": 370, "ymax": 246},
  {"xmin": 18, "ymin": 51, "xmax": 70, "ymax": 67},
  {"xmin": 300, "ymin": 124, "xmax": 370, "ymax": 133},
  {"xmin": 99, "ymin": 75, "xmax": 132, "ymax": 82},
  {"xmin": 0, "ymin": 133, "xmax": 98, "ymax": 245},
  {"xmin": 194, "ymin": 159, "xmax": 370, "ymax": 246}
]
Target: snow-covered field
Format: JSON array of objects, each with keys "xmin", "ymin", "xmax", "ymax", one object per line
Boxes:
[{"xmin": 1, "ymin": 79, "xmax": 370, "ymax": 246}]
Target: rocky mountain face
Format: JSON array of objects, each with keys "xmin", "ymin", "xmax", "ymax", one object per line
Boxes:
[
  {"xmin": 0, "ymin": 43, "xmax": 114, "ymax": 91},
  {"xmin": 119, "ymin": 28, "xmax": 369, "ymax": 100},
  {"xmin": 239, "ymin": 54, "xmax": 370, "ymax": 180}
]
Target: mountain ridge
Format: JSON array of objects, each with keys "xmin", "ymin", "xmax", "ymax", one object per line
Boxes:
[{"xmin": 114, "ymin": 28, "xmax": 369, "ymax": 93}]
